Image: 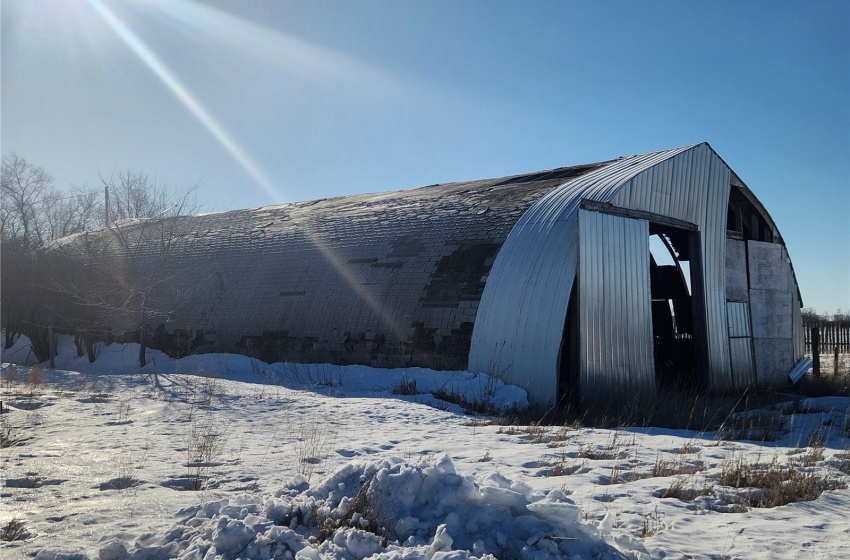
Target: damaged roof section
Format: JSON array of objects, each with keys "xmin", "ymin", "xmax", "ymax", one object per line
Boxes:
[{"xmin": 83, "ymin": 160, "xmax": 607, "ymax": 370}]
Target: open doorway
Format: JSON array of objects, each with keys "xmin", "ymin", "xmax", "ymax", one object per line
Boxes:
[{"xmin": 649, "ymin": 224, "xmax": 701, "ymax": 390}]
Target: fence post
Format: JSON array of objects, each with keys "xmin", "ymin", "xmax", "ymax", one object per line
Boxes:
[
  {"xmin": 48, "ymin": 325, "xmax": 56, "ymax": 369},
  {"xmin": 812, "ymin": 326, "xmax": 820, "ymax": 377},
  {"xmin": 835, "ymin": 345, "xmax": 839, "ymax": 376}
]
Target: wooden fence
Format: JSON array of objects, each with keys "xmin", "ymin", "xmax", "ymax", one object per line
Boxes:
[{"xmin": 804, "ymin": 321, "xmax": 850, "ymax": 353}]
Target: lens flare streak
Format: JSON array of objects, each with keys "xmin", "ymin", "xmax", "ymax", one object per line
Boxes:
[
  {"xmin": 87, "ymin": 0, "xmax": 407, "ymax": 346},
  {"xmin": 86, "ymin": 0, "xmax": 281, "ymax": 201},
  {"xmin": 299, "ymin": 220, "xmax": 408, "ymax": 343}
]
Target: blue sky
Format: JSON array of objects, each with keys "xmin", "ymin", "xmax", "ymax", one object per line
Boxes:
[{"xmin": 2, "ymin": 0, "xmax": 848, "ymax": 312}]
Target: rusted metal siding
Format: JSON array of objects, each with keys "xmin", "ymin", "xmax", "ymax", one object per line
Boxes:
[{"xmin": 578, "ymin": 209, "xmax": 654, "ymax": 400}]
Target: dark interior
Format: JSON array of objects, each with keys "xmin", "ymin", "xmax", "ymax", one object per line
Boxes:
[{"xmin": 649, "ymin": 223, "xmax": 701, "ymax": 390}]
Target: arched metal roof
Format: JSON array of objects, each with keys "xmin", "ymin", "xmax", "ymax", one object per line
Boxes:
[{"xmin": 469, "ymin": 143, "xmax": 742, "ymax": 405}]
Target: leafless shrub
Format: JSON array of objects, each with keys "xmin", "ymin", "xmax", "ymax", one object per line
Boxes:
[
  {"xmin": 0, "ymin": 518, "xmax": 30, "ymax": 541},
  {"xmin": 1, "ymin": 366, "xmax": 17, "ymax": 387}
]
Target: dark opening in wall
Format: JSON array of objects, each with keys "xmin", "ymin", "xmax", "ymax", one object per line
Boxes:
[
  {"xmin": 423, "ymin": 243, "xmax": 500, "ymax": 308},
  {"xmin": 649, "ymin": 224, "xmax": 699, "ymax": 390},
  {"xmin": 727, "ymin": 186, "xmax": 773, "ymax": 243}
]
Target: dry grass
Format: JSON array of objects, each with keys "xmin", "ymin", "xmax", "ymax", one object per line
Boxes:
[
  {"xmin": 661, "ymin": 476, "xmax": 713, "ymax": 501},
  {"xmin": 317, "ymin": 474, "xmax": 386, "ymax": 545},
  {"xmin": 577, "ymin": 444, "xmax": 617, "ymax": 461},
  {"xmin": 187, "ymin": 371, "xmax": 221, "ymax": 407},
  {"xmin": 476, "ymin": 450, "xmax": 492, "ymax": 462},
  {"xmin": 0, "ymin": 422, "xmax": 28, "ymax": 448},
  {"xmin": 640, "ymin": 506, "xmax": 663, "ymax": 538},
  {"xmin": 677, "ymin": 441, "xmax": 701, "ymax": 454},
  {"xmin": 391, "ymin": 376, "xmax": 418, "ymax": 396},
  {"xmin": 540, "ymin": 451, "xmax": 586, "ymax": 477},
  {"xmin": 0, "ymin": 518, "xmax": 30, "ymax": 542},
  {"xmin": 719, "ymin": 454, "xmax": 843, "ymax": 508},
  {"xmin": 186, "ymin": 417, "xmax": 228, "ymax": 490},
  {"xmin": 292, "ymin": 414, "xmax": 337, "ymax": 481},
  {"xmin": 790, "ymin": 446, "xmax": 825, "ymax": 467},
  {"xmin": 653, "ymin": 454, "xmax": 706, "ymax": 477}
]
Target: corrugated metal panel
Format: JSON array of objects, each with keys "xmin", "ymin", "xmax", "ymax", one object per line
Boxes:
[
  {"xmin": 469, "ymin": 144, "xmax": 704, "ymax": 405},
  {"xmin": 578, "ymin": 210, "xmax": 654, "ymax": 401},
  {"xmin": 727, "ymin": 302, "xmax": 751, "ymax": 338},
  {"xmin": 611, "ymin": 143, "xmax": 734, "ymax": 390},
  {"xmin": 729, "ymin": 338, "xmax": 755, "ymax": 384},
  {"xmin": 726, "ymin": 302, "xmax": 755, "ymax": 385}
]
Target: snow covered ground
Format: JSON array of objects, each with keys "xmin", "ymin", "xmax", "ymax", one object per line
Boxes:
[{"xmin": 2, "ymin": 337, "xmax": 850, "ymax": 559}]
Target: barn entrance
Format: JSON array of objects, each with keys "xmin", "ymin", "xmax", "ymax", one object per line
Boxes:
[
  {"xmin": 563, "ymin": 203, "xmax": 707, "ymax": 405},
  {"xmin": 648, "ymin": 224, "xmax": 702, "ymax": 391}
]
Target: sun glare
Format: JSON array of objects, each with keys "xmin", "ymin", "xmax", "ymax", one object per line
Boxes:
[
  {"xmin": 85, "ymin": 0, "xmax": 281, "ymax": 202},
  {"xmin": 80, "ymin": 0, "xmax": 406, "ymax": 339},
  {"xmin": 138, "ymin": 0, "xmax": 421, "ymax": 99}
]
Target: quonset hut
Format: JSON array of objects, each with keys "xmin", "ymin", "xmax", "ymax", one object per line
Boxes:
[{"xmin": 69, "ymin": 143, "xmax": 805, "ymax": 406}]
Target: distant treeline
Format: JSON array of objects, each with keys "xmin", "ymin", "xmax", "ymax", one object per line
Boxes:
[{"xmin": 801, "ymin": 308, "xmax": 850, "ymax": 324}]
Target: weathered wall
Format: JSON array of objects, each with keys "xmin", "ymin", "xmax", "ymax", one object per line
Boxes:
[{"xmin": 747, "ymin": 240, "xmax": 795, "ymax": 384}]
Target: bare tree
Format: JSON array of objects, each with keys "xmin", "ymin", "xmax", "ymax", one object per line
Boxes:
[
  {"xmin": 2, "ymin": 155, "xmax": 204, "ymax": 367},
  {"xmin": 1, "ymin": 154, "xmax": 101, "ymax": 249},
  {"xmin": 1, "ymin": 154, "xmax": 101, "ymax": 356},
  {"xmin": 48, "ymin": 176, "xmax": 204, "ymax": 366}
]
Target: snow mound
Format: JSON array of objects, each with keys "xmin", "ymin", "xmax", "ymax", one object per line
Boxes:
[
  {"xmin": 1, "ymin": 335, "xmax": 529, "ymax": 413},
  {"xmin": 111, "ymin": 456, "xmax": 635, "ymax": 560}
]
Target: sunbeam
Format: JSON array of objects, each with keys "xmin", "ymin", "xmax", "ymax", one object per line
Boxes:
[
  {"xmin": 85, "ymin": 0, "xmax": 408, "ymax": 343},
  {"xmin": 138, "ymin": 0, "xmax": 427, "ymax": 100},
  {"xmin": 298, "ymin": 219, "xmax": 408, "ymax": 344},
  {"xmin": 86, "ymin": 0, "xmax": 282, "ymax": 202}
]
